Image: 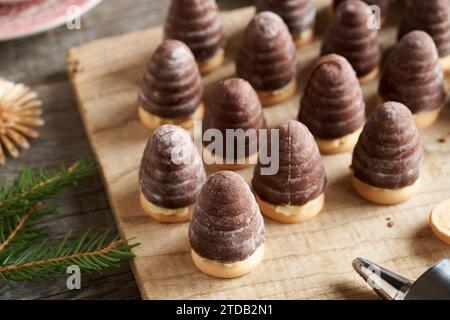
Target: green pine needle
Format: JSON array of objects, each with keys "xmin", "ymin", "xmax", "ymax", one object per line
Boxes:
[
  {"xmin": 0, "ymin": 158, "xmax": 138, "ymax": 287},
  {"xmin": 0, "ymin": 158, "xmax": 96, "ymax": 219},
  {"xmin": 0, "ymin": 205, "xmax": 55, "ymax": 256},
  {"xmin": 0, "ymin": 230, "xmax": 137, "ymax": 283}
]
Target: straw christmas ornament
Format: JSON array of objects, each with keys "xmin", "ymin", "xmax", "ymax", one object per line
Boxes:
[{"xmin": 0, "ymin": 78, "xmax": 44, "ymax": 165}]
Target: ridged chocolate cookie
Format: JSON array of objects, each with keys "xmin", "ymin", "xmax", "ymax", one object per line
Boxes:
[
  {"xmin": 379, "ymin": 31, "xmax": 446, "ymax": 125},
  {"xmin": 256, "ymin": 0, "xmax": 316, "ymax": 46},
  {"xmin": 352, "ymin": 102, "xmax": 423, "ymax": 190},
  {"xmin": 299, "ymin": 54, "xmax": 365, "ymax": 141},
  {"xmin": 398, "ymin": 0, "xmax": 450, "ymax": 59},
  {"xmin": 139, "ymin": 40, "xmax": 203, "ymax": 119},
  {"xmin": 253, "ymin": 120, "xmax": 327, "ymax": 206},
  {"xmin": 202, "ymin": 78, "xmax": 266, "ymax": 164},
  {"xmin": 236, "ymin": 11, "xmax": 298, "ymax": 105},
  {"xmin": 139, "ymin": 124, "xmax": 206, "ymax": 209},
  {"xmin": 164, "ymin": 0, "xmax": 224, "ymax": 62},
  {"xmin": 322, "ymin": 0, "xmax": 381, "ymax": 80},
  {"xmin": 189, "ymin": 171, "xmax": 265, "ymax": 263},
  {"xmin": 333, "ymin": 0, "xmax": 390, "ymax": 22}
]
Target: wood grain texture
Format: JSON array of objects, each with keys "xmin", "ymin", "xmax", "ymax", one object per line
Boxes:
[
  {"xmin": 0, "ymin": 0, "xmax": 251, "ymax": 299},
  {"xmin": 67, "ymin": 0, "xmax": 450, "ymax": 300}
]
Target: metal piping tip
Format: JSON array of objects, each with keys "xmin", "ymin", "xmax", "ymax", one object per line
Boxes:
[{"xmin": 352, "ymin": 257, "xmax": 413, "ymax": 300}]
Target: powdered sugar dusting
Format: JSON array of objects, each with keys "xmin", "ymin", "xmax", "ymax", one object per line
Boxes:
[{"xmin": 253, "ymin": 11, "xmax": 281, "ymax": 39}]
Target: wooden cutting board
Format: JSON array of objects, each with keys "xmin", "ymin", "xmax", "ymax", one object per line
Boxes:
[{"xmin": 66, "ymin": 0, "xmax": 450, "ymax": 299}]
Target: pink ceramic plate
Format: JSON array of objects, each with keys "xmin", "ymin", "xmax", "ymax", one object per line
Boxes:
[{"xmin": 0, "ymin": 0, "xmax": 103, "ymax": 41}]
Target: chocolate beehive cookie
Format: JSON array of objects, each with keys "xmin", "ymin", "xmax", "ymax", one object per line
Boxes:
[
  {"xmin": 255, "ymin": 0, "xmax": 316, "ymax": 47},
  {"xmin": 202, "ymin": 78, "xmax": 267, "ymax": 170},
  {"xmin": 398, "ymin": 0, "xmax": 450, "ymax": 72},
  {"xmin": 351, "ymin": 102, "xmax": 423, "ymax": 205},
  {"xmin": 333, "ymin": 0, "xmax": 390, "ymax": 25},
  {"xmin": 379, "ymin": 31, "xmax": 447, "ymax": 129},
  {"xmin": 189, "ymin": 171, "xmax": 265, "ymax": 278},
  {"xmin": 299, "ymin": 54, "xmax": 365, "ymax": 154},
  {"xmin": 322, "ymin": 0, "xmax": 381, "ymax": 83},
  {"xmin": 138, "ymin": 40, "xmax": 204, "ymax": 130},
  {"xmin": 139, "ymin": 125, "xmax": 206, "ymax": 223},
  {"xmin": 236, "ymin": 11, "xmax": 298, "ymax": 107},
  {"xmin": 253, "ymin": 120, "xmax": 327, "ymax": 223},
  {"xmin": 164, "ymin": 0, "xmax": 225, "ymax": 75}
]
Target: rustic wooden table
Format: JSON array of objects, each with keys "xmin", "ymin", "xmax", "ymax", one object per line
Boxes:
[{"xmin": 0, "ymin": 0, "xmax": 252, "ymax": 300}]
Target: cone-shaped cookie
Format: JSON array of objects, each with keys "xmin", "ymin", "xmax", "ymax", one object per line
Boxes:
[
  {"xmin": 322, "ymin": 0, "xmax": 381, "ymax": 83},
  {"xmin": 255, "ymin": 0, "xmax": 316, "ymax": 48},
  {"xmin": 189, "ymin": 171, "xmax": 265, "ymax": 278},
  {"xmin": 299, "ymin": 54, "xmax": 365, "ymax": 154},
  {"xmin": 351, "ymin": 102, "xmax": 423, "ymax": 205},
  {"xmin": 236, "ymin": 11, "xmax": 298, "ymax": 107},
  {"xmin": 398, "ymin": 0, "xmax": 450, "ymax": 72},
  {"xmin": 139, "ymin": 124, "xmax": 206, "ymax": 223},
  {"xmin": 379, "ymin": 31, "xmax": 447, "ymax": 129},
  {"xmin": 333, "ymin": 0, "xmax": 390, "ymax": 25},
  {"xmin": 253, "ymin": 120, "xmax": 327, "ymax": 223},
  {"xmin": 164, "ymin": 0, "xmax": 225, "ymax": 75},
  {"xmin": 202, "ymin": 78, "xmax": 267, "ymax": 170},
  {"xmin": 138, "ymin": 40, "xmax": 204, "ymax": 130}
]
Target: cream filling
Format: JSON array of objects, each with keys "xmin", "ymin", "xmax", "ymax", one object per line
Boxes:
[
  {"xmin": 271, "ymin": 195, "xmax": 323, "ymax": 217},
  {"xmin": 294, "ymin": 28, "xmax": 313, "ymax": 42},
  {"xmin": 413, "ymin": 109, "xmax": 441, "ymax": 129},
  {"xmin": 198, "ymin": 48, "xmax": 225, "ymax": 74},
  {"xmin": 208, "ymin": 259, "xmax": 241, "ymax": 269},
  {"xmin": 351, "ymin": 174, "xmax": 420, "ymax": 205},
  {"xmin": 198, "ymin": 245, "xmax": 264, "ymax": 269},
  {"xmin": 440, "ymin": 54, "xmax": 450, "ymax": 71},
  {"xmin": 146, "ymin": 200, "xmax": 191, "ymax": 217},
  {"xmin": 138, "ymin": 104, "xmax": 203, "ymax": 129},
  {"xmin": 259, "ymin": 78, "xmax": 296, "ymax": 98},
  {"xmin": 316, "ymin": 128, "xmax": 363, "ymax": 149},
  {"xmin": 202, "ymin": 145, "xmax": 259, "ymax": 166}
]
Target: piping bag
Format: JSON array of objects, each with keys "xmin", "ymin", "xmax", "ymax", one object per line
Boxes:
[{"xmin": 353, "ymin": 257, "xmax": 450, "ymax": 300}]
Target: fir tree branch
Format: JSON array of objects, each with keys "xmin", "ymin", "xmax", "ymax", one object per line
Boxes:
[
  {"xmin": 0, "ymin": 202, "xmax": 42, "ymax": 254},
  {"xmin": 0, "ymin": 159, "xmax": 139, "ymax": 286},
  {"xmin": 0, "ymin": 205, "xmax": 56, "ymax": 259},
  {"xmin": 0, "ymin": 159, "xmax": 95, "ymax": 258},
  {"xmin": 0, "ymin": 158, "xmax": 96, "ymax": 219},
  {"xmin": 0, "ymin": 239, "xmax": 124, "ymax": 272},
  {"xmin": 0, "ymin": 230, "xmax": 138, "ymax": 283}
]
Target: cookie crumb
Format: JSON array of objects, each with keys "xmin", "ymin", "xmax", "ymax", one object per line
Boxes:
[
  {"xmin": 437, "ymin": 138, "xmax": 446, "ymax": 143},
  {"xmin": 386, "ymin": 216, "xmax": 394, "ymax": 228}
]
